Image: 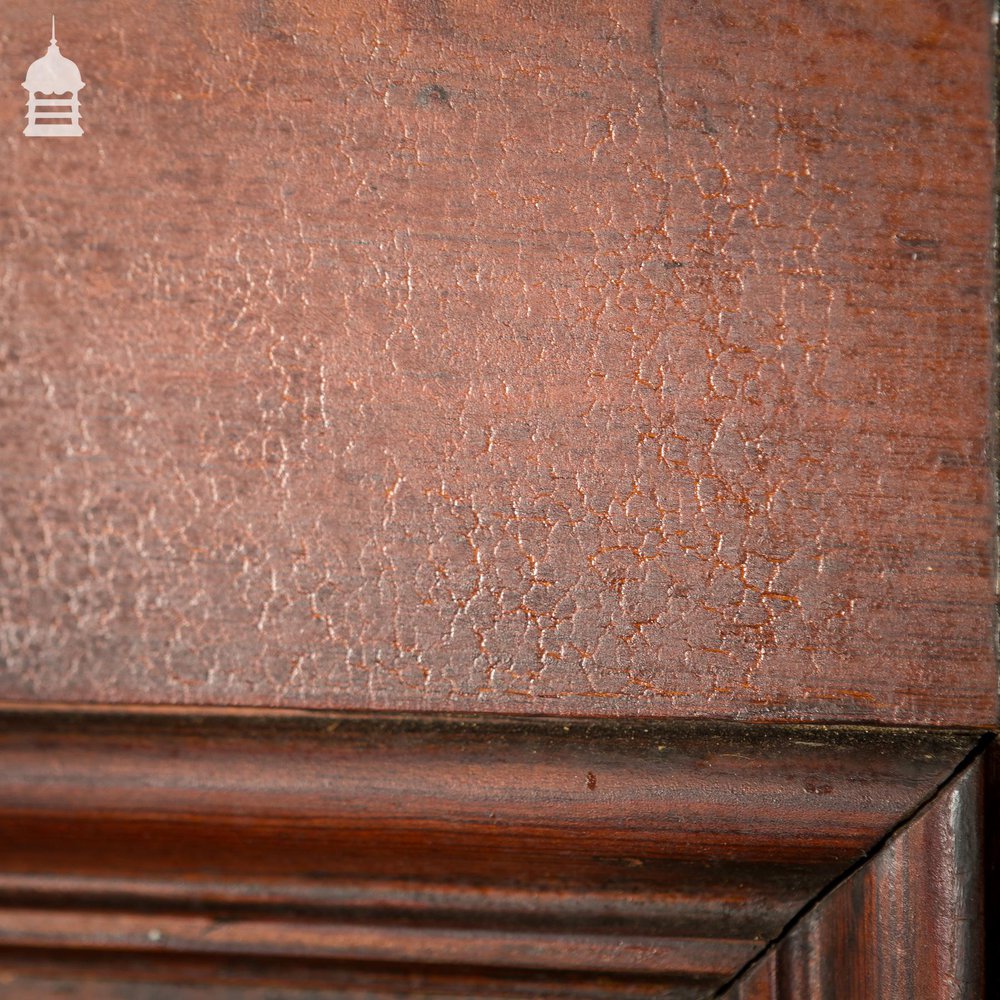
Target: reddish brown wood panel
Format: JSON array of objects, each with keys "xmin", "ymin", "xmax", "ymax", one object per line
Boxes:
[
  {"xmin": 723, "ymin": 754, "xmax": 985, "ymax": 999},
  {"xmin": 0, "ymin": 0, "xmax": 994, "ymax": 725},
  {"xmin": 0, "ymin": 708, "xmax": 978, "ymax": 996}
]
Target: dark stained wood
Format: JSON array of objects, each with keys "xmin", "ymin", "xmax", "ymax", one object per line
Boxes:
[
  {"xmin": 0, "ymin": 707, "xmax": 979, "ymax": 995},
  {"xmin": 723, "ymin": 754, "xmax": 985, "ymax": 999},
  {"xmin": 987, "ymin": 741, "xmax": 1000, "ymax": 1000},
  {"xmin": 0, "ymin": 952, "xmax": 700, "ymax": 1000},
  {"xmin": 0, "ymin": 0, "xmax": 994, "ymax": 727}
]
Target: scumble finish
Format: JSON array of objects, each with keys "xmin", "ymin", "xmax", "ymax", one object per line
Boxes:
[{"xmin": 0, "ymin": 1, "xmax": 994, "ymax": 723}]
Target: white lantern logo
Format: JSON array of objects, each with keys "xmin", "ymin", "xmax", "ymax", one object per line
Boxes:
[{"xmin": 22, "ymin": 17, "xmax": 85, "ymax": 137}]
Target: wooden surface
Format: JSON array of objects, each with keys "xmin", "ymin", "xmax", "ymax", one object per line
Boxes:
[
  {"xmin": 0, "ymin": 707, "xmax": 979, "ymax": 996},
  {"xmin": 0, "ymin": 0, "xmax": 994, "ymax": 726},
  {"xmin": 723, "ymin": 753, "xmax": 985, "ymax": 999}
]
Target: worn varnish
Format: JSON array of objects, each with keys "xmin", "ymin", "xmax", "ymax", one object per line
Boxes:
[
  {"xmin": 0, "ymin": 3, "xmax": 995, "ymax": 996},
  {"xmin": 723, "ymin": 753, "xmax": 985, "ymax": 999},
  {"xmin": 0, "ymin": 707, "xmax": 979, "ymax": 996},
  {"xmin": 0, "ymin": 0, "xmax": 994, "ymax": 724}
]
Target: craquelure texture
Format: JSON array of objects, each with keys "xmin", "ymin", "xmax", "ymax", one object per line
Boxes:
[{"xmin": 0, "ymin": 0, "xmax": 995, "ymax": 724}]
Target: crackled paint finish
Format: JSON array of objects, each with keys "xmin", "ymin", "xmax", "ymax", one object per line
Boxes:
[{"xmin": 0, "ymin": 1, "xmax": 994, "ymax": 724}]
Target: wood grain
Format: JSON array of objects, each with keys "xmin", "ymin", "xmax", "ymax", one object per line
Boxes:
[
  {"xmin": 0, "ymin": 707, "xmax": 979, "ymax": 996},
  {"xmin": 0, "ymin": 0, "xmax": 994, "ymax": 725},
  {"xmin": 0, "ymin": 953, "xmax": 707, "ymax": 1000},
  {"xmin": 723, "ymin": 754, "xmax": 985, "ymax": 999}
]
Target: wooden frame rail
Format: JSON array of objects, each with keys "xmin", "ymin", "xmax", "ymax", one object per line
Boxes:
[{"xmin": 0, "ymin": 706, "xmax": 986, "ymax": 997}]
